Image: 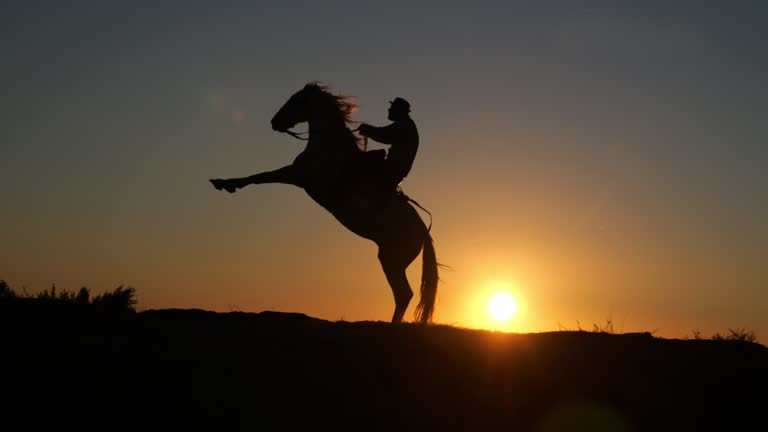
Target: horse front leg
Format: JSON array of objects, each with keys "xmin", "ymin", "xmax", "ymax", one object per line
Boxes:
[{"xmin": 210, "ymin": 165, "xmax": 300, "ymax": 193}]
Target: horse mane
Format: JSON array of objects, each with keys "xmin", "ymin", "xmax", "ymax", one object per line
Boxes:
[{"xmin": 303, "ymin": 82, "xmax": 363, "ymax": 149}]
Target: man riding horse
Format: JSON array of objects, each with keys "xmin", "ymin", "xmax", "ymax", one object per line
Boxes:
[{"xmin": 209, "ymin": 83, "xmax": 438, "ymax": 324}]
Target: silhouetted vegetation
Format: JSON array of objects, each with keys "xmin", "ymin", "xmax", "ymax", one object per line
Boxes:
[
  {"xmin": 712, "ymin": 328, "xmax": 759, "ymax": 343},
  {"xmin": 558, "ymin": 316, "xmax": 623, "ymax": 334},
  {"xmin": 558, "ymin": 314, "xmax": 761, "ymax": 344},
  {"xmin": 689, "ymin": 327, "xmax": 759, "ymax": 343},
  {"xmin": 0, "ymin": 280, "xmax": 137, "ymax": 320}
]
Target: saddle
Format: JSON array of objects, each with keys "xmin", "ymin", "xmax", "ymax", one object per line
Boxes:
[
  {"xmin": 344, "ymin": 149, "xmax": 401, "ymax": 203},
  {"xmin": 358, "ymin": 148, "xmax": 387, "ymax": 166}
]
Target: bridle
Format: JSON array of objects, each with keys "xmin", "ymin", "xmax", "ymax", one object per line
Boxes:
[{"xmin": 283, "ymin": 129, "xmax": 310, "ymax": 141}]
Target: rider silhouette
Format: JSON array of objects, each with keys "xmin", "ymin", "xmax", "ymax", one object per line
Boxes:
[{"xmin": 358, "ymin": 97, "xmax": 419, "ymax": 197}]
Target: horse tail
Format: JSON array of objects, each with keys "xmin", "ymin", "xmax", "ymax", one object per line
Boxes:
[{"xmin": 415, "ymin": 230, "xmax": 438, "ymax": 324}]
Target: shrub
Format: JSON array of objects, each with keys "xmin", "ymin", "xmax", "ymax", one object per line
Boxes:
[
  {"xmin": 711, "ymin": 328, "xmax": 758, "ymax": 343},
  {"xmin": 0, "ymin": 280, "xmax": 137, "ymax": 316}
]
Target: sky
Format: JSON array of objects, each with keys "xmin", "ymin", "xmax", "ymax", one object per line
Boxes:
[{"xmin": 2, "ymin": 1, "xmax": 766, "ymax": 339}]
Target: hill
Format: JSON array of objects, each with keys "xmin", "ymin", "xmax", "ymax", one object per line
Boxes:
[{"xmin": 2, "ymin": 307, "xmax": 765, "ymax": 431}]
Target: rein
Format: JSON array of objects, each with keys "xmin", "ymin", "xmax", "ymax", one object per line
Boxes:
[
  {"xmin": 400, "ymin": 192, "xmax": 433, "ymax": 232},
  {"xmin": 285, "ymin": 130, "xmax": 310, "ymax": 141},
  {"xmin": 284, "ymin": 127, "xmax": 368, "ymax": 151}
]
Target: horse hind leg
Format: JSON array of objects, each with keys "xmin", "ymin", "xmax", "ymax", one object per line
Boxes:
[
  {"xmin": 379, "ymin": 255, "xmax": 413, "ymax": 324},
  {"xmin": 378, "ymin": 242, "xmax": 421, "ymax": 324}
]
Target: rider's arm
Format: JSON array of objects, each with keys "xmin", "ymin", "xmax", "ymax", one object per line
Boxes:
[{"xmin": 359, "ymin": 122, "xmax": 401, "ymax": 145}]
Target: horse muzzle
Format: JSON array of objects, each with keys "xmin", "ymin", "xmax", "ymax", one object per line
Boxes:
[{"xmin": 271, "ymin": 119, "xmax": 288, "ymax": 132}]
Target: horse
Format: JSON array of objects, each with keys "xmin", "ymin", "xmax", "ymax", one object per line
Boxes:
[{"xmin": 209, "ymin": 82, "xmax": 438, "ymax": 324}]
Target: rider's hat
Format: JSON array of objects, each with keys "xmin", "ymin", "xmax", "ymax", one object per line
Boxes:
[{"xmin": 390, "ymin": 97, "xmax": 411, "ymax": 113}]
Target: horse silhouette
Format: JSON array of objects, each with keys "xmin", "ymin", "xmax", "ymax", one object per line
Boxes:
[{"xmin": 209, "ymin": 83, "xmax": 438, "ymax": 324}]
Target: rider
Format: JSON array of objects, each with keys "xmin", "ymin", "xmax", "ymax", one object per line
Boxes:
[{"xmin": 357, "ymin": 97, "xmax": 419, "ymax": 198}]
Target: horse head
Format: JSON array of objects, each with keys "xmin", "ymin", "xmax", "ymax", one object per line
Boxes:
[
  {"xmin": 271, "ymin": 83, "xmax": 313, "ymax": 132},
  {"xmin": 272, "ymin": 82, "xmax": 362, "ymax": 152}
]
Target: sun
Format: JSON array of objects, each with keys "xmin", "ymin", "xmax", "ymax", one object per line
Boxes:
[{"xmin": 488, "ymin": 292, "xmax": 518, "ymax": 322}]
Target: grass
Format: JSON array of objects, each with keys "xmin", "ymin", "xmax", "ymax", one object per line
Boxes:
[
  {"xmin": 559, "ymin": 314, "xmax": 760, "ymax": 344},
  {"xmin": 559, "ymin": 315, "xmax": 629, "ymax": 334},
  {"xmin": 689, "ymin": 327, "xmax": 759, "ymax": 343},
  {"xmin": 0, "ymin": 279, "xmax": 137, "ymax": 317}
]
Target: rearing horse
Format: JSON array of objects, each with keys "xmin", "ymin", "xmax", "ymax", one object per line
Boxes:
[{"xmin": 209, "ymin": 83, "xmax": 438, "ymax": 324}]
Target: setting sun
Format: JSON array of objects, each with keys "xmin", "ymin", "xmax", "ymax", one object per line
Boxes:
[{"xmin": 488, "ymin": 292, "xmax": 518, "ymax": 322}]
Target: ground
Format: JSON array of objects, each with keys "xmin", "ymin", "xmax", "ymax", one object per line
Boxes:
[{"xmin": 3, "ymin": 308, "xmax": 765, "ymax": 431}]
